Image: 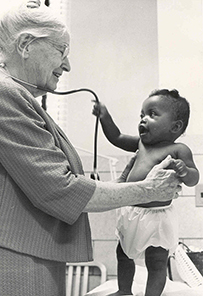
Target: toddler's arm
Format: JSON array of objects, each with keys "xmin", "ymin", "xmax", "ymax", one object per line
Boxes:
[{"xmin": 93, "ymin": 102, "xmax": 139, "ymax": 152}]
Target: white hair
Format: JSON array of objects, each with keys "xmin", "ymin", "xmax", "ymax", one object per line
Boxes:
[{"xmin": 0, "ymin": 4, "xmax": 68, "ymax": 53}]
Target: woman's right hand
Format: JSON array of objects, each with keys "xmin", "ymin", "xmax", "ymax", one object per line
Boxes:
[
  {"xmin": 116, "ymin": 154, "xmax": 137, "ymax": 183},
  {"xmin": 143, "ymin": 155, "xmax": 181, "ymax": 201}
]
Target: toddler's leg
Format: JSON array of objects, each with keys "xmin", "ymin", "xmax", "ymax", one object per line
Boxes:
[
  {"xmin": 107, "ymin": 242, "xmax": 135, "ymax": 296},
  {"xmin": 144, "ymin": 246, "xmax": 168, "ymax": 296}
]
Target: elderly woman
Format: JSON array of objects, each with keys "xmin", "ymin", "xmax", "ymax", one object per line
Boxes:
[{"xmin": 0, "ymin": 3, "xmax": 180, "ymax": 296}]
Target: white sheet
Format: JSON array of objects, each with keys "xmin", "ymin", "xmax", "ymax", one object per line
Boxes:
[{"xmin": 86, "ymin": 266, "xmax": 203, "ymax": 296}]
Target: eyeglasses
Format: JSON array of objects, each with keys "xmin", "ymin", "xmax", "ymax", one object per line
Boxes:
[
  {"xmin": 51, "ymin": 43, "xmax": 69, "ymax": 60},
  {"xmin": 45, "ymin": 40, "xmax": 69, "ymax": 60},
  {"xmin": 25, "ymin": 36, "xmax": 69, "ymax": 60}
]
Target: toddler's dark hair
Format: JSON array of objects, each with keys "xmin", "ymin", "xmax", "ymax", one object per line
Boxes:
[{"xmin": 149, "ymin": 89, "xmax": 190, "ymax": 134}]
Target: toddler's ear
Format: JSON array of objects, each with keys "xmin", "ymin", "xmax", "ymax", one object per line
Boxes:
[{"xmin": 171, "ymin": 120, "xmax": 183, "ymax": 133}]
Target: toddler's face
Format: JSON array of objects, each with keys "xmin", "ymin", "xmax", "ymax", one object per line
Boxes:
[{"xmin": 138, "ymin": 95, "xmax": 174, "ymax": 145}]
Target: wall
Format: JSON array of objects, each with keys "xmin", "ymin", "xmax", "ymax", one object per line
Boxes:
[
  {"xmin": 66, "ymin": 0, "xmax": 159, "ymax": 156},
  {"xmin": 157, "ymin": 0, "xmax": 203, "ymax": 138}
]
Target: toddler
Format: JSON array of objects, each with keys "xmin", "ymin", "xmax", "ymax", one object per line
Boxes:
[{"xmin": 93, "ymin": 89, "xmax": 199, "ymax": 296}]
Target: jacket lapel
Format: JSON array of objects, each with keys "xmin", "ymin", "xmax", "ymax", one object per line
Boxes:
[{"xmin": 31, "ymin": 98, "xmax": 84, "ymax": 175}]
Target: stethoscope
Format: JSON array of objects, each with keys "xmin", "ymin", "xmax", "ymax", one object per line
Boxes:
[
  {"xmin": 49, "ymin": 88, "xmax": 100, "ymax": 181},
  {"xmin": 0, "ymin": 66, "xmax": 100, "ymax": 180}
]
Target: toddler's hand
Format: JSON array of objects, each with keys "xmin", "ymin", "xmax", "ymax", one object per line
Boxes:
[
  {"xmin": 172, "ymin": 159, "xmax": 188, "ymax": 178},
  {"xmin": 26, "ymin": 0, "xmax": 41, "ymax": 8},
  {"xmin": 92, "ymin": 101, "xmax": 108, "ymax": 119}
]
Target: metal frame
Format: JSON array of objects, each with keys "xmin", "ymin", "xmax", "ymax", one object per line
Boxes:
[{"xmin": 66, "ymin": 261, "xmax": 107, "ymax": 296}]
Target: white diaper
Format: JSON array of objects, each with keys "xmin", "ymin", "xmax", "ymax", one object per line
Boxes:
[{"xmin": 116, "ymin": 204, "xmax": 178, "ymax": 266}]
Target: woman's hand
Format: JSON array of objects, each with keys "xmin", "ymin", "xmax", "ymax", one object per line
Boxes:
[
  {"xmin": 144, "ymin": 155, "xmax": 181, "ymax": 199},
  {"xmin": 116, "ymin": 154, "xmax": 137, "ymax": 183}
]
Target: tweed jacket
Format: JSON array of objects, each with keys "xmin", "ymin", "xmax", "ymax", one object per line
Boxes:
[{"xmin": 0, "ymin": 71, "xmax": 96, "ymax": 262}]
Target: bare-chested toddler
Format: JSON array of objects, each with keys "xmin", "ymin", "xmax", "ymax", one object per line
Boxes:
[{"xmin": 93, "ymin": 89, "xmax": 199, "ymax": 296}]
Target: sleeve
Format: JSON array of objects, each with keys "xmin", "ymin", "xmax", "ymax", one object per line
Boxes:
[{"xmin": 0, "ymin": 81, "xmax": 96, "ymax": 224}]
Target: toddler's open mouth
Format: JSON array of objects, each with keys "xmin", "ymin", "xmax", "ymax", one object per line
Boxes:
[{"xmin": 139, "ymin": 125, "xmax": 148, "ymax": 135}]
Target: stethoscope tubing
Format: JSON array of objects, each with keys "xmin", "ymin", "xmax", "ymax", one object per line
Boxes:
[{"xmin": 41, "ymin": 87, "xmax": 100, "ymax": 180}]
